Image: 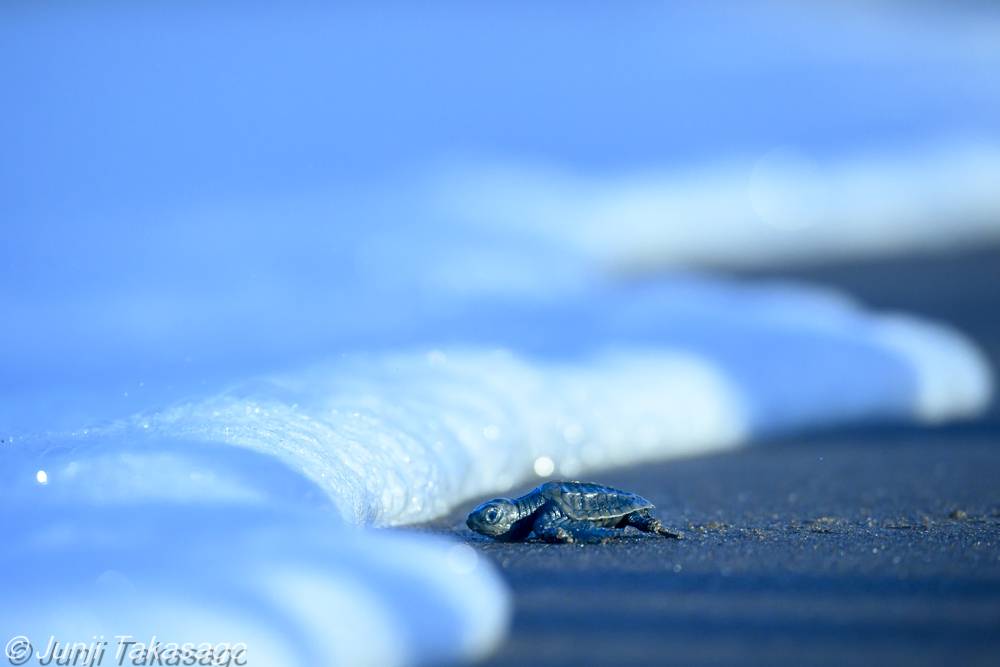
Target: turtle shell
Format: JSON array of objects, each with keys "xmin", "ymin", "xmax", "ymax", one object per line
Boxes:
[{"xmin": 540, "ymin": 481, "xmax": 653, "ymax": 521}]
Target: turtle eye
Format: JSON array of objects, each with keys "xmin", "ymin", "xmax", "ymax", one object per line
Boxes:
[{"xmin": 485, "ymin": 508, "xmax": 500, "ymax": 522}]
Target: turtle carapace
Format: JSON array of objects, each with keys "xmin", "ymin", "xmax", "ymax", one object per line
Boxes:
[{"xmin": 466, "ymin": 480, "xmax": 683, "ymax": 544}]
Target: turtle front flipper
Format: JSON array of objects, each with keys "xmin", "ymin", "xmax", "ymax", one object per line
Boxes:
[
  {"xmin": 532, "ymin": 511, "xmax": 619, "ymax": 545},
  {"xmin": 624, "ymin": 508, "xmax": 684, "ymax": 539}
]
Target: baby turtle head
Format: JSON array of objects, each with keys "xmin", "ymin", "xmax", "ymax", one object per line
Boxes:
[{"xmin": 467, "ymin": 498, "xmax": 519, "ymax": 539}]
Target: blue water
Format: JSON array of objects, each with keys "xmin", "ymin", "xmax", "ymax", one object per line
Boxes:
[{"xmin": 2, "ymin": 3, "xmax": 998, "ymax": 665}]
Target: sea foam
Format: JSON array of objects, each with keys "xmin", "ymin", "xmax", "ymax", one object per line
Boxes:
[
  {"xmin": 1, "ymin": 274, "xmax": 993, "ymax": 666},
  {"xmin": 0, "ymin": 436, "xmax": 511, "ymax": 667}
]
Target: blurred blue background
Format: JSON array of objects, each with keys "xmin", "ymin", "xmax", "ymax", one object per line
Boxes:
[{"xmin": 3, "ymin": 1, "xmax": 999, "ymax": 432}]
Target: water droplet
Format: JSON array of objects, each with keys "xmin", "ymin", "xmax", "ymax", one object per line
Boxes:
[
  {"xmin": 447, "ymin": 544, "xmax": 478, "ymax": 575},
  {"xmin": 534, "ymin": 456, "xmax": 555, "ymax": 477}
]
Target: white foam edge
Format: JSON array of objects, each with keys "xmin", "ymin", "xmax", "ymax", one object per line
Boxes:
[
  {"xmin": 1, "ymin": 504, "xmax": 511, "ymax": 667},
  {"xmin": 129, "ymin": 348, "xmax": 750, "ymax": 527},
  {"xmin": 431, "ymin": 140, "xmax": 1000, "ymax": 270},
  {"xmin": 867, "ymin": 313, "xmax": 994, "ymax": 424}
]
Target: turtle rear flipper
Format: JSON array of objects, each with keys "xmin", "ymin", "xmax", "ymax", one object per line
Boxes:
[
  {"xmin": 624, "ymin": 509, "xmax": 684, "ymax": 539},
  {"xmin": 532, "ymin": 513, "xmax": 618, "ymax": 545}
]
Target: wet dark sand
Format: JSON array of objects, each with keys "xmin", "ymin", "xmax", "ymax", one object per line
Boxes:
[
  {"xmin": 425, "ymin": 427, "xmax": 998, "ymax": 666},
  {"xmin": 417, "ymin": 248, "xmax": 1000, "ymax": 667}
]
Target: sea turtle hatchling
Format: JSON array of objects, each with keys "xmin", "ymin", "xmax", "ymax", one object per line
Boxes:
[{"xmin": 466, "ymin": 480, "xmax": 683, "ymax": 544}]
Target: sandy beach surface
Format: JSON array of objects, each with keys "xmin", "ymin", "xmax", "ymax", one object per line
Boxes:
[{"xmin": 415, "ymin": 248, "xmax": 1000, "ymax": 667}]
